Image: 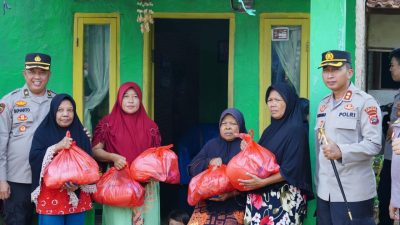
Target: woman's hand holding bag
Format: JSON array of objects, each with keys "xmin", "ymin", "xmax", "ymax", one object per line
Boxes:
[
  {"xmin": 43, "ymin": 131, "xmax": 100, "ymax": 189},
  {"xmin": 226, "ymin": 133, "xmax": 280, "ymax": 191}
]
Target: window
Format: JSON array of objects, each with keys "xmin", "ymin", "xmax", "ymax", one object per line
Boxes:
[
  {"xmin": 367, "ymin": 50, "xmax": 397, "ymax": 89},
  {"xmin": 73, "ymin": 13, "xmax": 119, "ymax": 132}
]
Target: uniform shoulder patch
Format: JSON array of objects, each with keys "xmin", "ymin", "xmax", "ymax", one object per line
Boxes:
[
  {"xmin": 0, "ymin": 103, "xmax": 5, "ymax": 114},
  {"xmin": 365, "ymin": 106, "xmax": 379, "ymax": 125},
  {"xmin": 364, "ymin": 106, "xmax": 377, "ymax": 115}
]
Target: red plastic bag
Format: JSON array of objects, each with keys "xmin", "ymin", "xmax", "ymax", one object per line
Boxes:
[
  {"xmin": 92, "ymin": 166, "xmax": 145, "ymax": 207},
  {"xmin": 187, "ymin": 164, "xmax": 235, "ymax": 206},
  {"xmin": 226, "ymin": 133, "xmax": 280, "ymax": 191},
  {"xmin": 130, "ymin": 144, "xmax": 180, "ymax": 184},
  {"xmin": 43, "ymin": 133, "xmax": 100, "ymax": 189}
]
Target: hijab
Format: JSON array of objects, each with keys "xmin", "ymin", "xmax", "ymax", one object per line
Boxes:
[
  {"xmin": 92, "ymin": 82, "xmax": 160, "ymax": 163},
  {"xmin": 29, "ymin": 94, "xmax": 91, "ymax": 191},
  {"xmin": 188, "ymin": 108, "xmax": 247, "ymax": 213},
  {"xmin": 188, "ymin": 108, "xmax": 247, "ymax": 177},
  {"xmin": 258, "ymin": 82, "xmax": 313, "ymax": 195}
]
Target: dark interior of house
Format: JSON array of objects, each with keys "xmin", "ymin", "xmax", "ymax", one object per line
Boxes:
[{"xmin": 153, "ymin": 18, "xmax": 229, "ymax": 222}]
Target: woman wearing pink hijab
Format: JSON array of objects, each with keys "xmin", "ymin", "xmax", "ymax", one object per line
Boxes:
[{"xmin": 92, "ymin": 82, "xmax": 161, "ymax": 225}]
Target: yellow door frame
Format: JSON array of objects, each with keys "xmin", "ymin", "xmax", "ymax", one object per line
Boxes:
[
  {"xmin": 259, "ymin": 13, "xmax": 310, "ymax": 134},
  {"xmin": 73, "ymin": 13, "xmax": 120, "ymax": 120},
  {"xmin": 142, "ymin": 13, "xmax": 235, "ymax": 118}
]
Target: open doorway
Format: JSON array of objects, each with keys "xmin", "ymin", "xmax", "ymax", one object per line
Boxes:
[{"xmin": 152, "ymin": 18, "xmax": 230, "ymax": 222}]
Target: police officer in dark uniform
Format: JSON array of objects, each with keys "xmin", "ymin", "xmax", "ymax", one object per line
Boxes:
[
  {"xmin": 314, "ymin": 50, "xmax": 381, "ymax": 225},
  {"xmin": 0, "ymin": 53, "xmax": 55, "ymax": 225}
]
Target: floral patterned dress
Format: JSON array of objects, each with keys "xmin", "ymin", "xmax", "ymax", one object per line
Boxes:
[{"xmin": 244, "ymin": 184, "xmax": 307, "ymax": 225}]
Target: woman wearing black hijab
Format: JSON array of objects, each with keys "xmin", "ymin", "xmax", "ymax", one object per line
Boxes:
[
  {"xmin": 187, "ymin": 108, "xmax": 247, "ymax": 225},
  {"xmin": 29, "ymin": 94, "xmax": 93, "ymax": 225},
  {"xmin": 240, "ymin": 82, "xmax": 313, "ymax": 225}
]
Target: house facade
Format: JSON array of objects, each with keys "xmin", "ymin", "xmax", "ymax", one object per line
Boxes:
[{"xmin": 4, "ymin": 0, "xmax": 396, "ymax": 224}]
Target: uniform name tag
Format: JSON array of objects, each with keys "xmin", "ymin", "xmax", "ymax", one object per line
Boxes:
[
  {"xmin": 14, "ymin": 108, "xmax": 30, "ymax": 113},
  {"xmin": 338, "ymin": 112, "xmax": 356, "ymax": 118}
]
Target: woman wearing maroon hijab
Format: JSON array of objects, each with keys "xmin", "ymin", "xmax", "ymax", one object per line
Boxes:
[{"xmin": 92, "ymin": 82, "xmax": 161, "ymax": 225}]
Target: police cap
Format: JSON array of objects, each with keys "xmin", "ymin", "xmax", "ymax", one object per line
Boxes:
[
  {"xmin": 319, "ymin": 50, "xmax": 351, "ymax": 68},
  {"xmin": 25, "ymin": 53, "xmax": 51, "ymax": 70}
]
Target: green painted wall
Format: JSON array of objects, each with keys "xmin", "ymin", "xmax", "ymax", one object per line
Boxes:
[
  {"xmin": 0, "ymin": 0, "xmax": 142, "ymax": 96},
  {"xmin": 0, "ymin": 0, "xmax": 309, "ymax": 136}
]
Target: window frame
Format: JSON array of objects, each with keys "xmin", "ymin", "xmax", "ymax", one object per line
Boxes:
[{"xmin": 73, "ymin": 13, "xmax": 120, "ymax": 120}]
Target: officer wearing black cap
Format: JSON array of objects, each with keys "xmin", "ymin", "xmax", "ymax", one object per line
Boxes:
[
  {"xmin": 314, "ymin": 50, "xmax": 381, "ymax": 225},
  {"xmin": 0, "ymin": 53, "xmax": 55, "ymax": 225}
]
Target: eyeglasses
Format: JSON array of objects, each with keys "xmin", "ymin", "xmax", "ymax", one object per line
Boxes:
[{"xmin": 25, "ymin": 69, "xmax": 49, "ymax": 77}]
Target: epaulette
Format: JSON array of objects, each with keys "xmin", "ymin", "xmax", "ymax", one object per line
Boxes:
[
  {"xmin": 10, "ymin": 88, "xmax": 21, "ymax": 95},
  {"xmin": 0, "ymin": 88, "xmax": 21, "ymax": 102},
  {"xmin": 353, "ymin": 88, "xmax": 375, "ymax": 101},
  {"xmin": 320, "ymin": 93, "xmax": 331, "ymax": 103}
]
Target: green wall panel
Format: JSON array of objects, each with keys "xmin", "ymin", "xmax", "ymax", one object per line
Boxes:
[{"xmin": 0, "ymin": 0, "xmax": 309, "ymax": 133}]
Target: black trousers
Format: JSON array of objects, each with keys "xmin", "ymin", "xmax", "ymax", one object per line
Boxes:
[
  {"xmin": 377, "ymin": 159, "xmax": 393, "ymax": 225},
  {"xmin": 316, "ymin": 197, "xmax": 376, "ymax": 225},
  {"xmin": 3, "ymin": 182, "xmax": 34, "ymax": 225}
]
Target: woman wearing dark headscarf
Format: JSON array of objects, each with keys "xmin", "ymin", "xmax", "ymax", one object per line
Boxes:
[
  {"xmin": 29, "ymin": 94, "xmax": 93, "ymax": 225},
  {"xmin": 240, "ymin": 82, "xmax": 313, "ymax": 225},
  {"xmin": 187, "ymin": 108, "xmax": 247, "ymax": 225},
  {"xmin": 92, "ymin": 82, "xmax": 161, "ymax": 225}
]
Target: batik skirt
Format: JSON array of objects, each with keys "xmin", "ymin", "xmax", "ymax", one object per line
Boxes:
[
  {"xmin": 188, "ymin": 201, "xmax": 245, "ymax": 225},
  {"xmin": 244, "ymin": 184, "xmax": 307, "ymax": 225}
]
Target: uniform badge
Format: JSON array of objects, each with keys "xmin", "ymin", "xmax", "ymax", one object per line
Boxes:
[
  {"xmin": 23, "ymin": 89, "xmax": 29, "ymax": 97},
  {"xmin": 15, "ymin": 100, "xmax": 27, "ymax": 107},
  {"xmin": 369, "ymin": 115, "xmax": 379, "ymax": 125},
  {"xmin": 344, "ymin": 104, "xmax": 353, "ymax": 110},
  {"xmin": 365, "ymin": 106, "xmax": 379, "ymax": 125},
  {"xmin": 317, "ymin": 120, "xmax": 325, "ymax": 141},
  {"xmin": 17, "ymin": 114, "xmax": 28, "ymax": 121},
  {"xmin": 343, "ymin": 90, "xmax": 352, "ymax": 101},
  {"xmin": 319, "ymin": 120, "xmax": 325, "ymax": 128},
  {"xmin": 47, "ymin": 90, "xmax": 52, "ymax": 98},
  {"xmin": 19, "ymin": 125, "xmax": 27, "ymax": 132},
  {"xmin": 0, "ymin": 103, "xmax": 5, "ymax": 114},
  {"xmin": 319, "ymin": 105, "xmax": 327, "ymax": 112}
]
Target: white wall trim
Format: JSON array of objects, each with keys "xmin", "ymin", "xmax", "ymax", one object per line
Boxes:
[{"xmin": 355, "ymin": 0, "xmax": 366, "ymax": 90}]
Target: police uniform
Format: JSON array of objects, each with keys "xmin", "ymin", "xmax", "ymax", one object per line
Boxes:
[
  {"xmin": 314, "ymin": 50, "xmax": 381, "ymax": 224},
  {"xmin": 378, "ymin": 89, "xmax": 399, "ymax": 225},
  {"xmin": 0, "ymin": 53, "xmax": 55, "ymax": 225}
]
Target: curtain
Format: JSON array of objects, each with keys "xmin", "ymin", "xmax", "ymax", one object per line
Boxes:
[
  {"xmin": 83, "ymin": 25, "xmax": 110, "ymax": 132},
  {"xmin": 272, "ymin": 26, "xmax": 301, "ymax": 94}
]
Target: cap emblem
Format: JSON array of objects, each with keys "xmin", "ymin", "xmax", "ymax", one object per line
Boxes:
[
  {"xmin": 34, "ymin": 55, "xmax": 42, "ymax": 62},
  {"xmin": 325, "ymin": 52, "xmax": 334, "ymax": 60}
]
